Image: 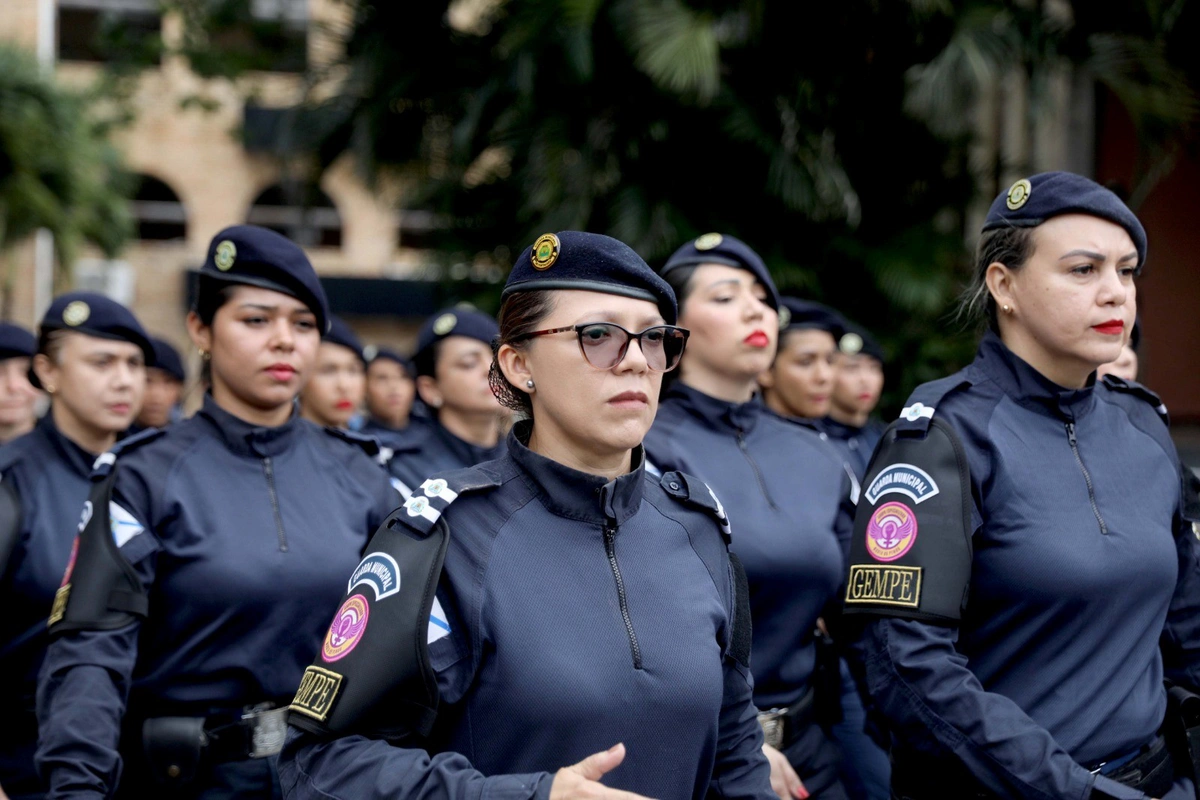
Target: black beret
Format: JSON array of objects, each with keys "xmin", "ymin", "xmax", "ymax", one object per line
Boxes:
[
  {"xmin": 200, "ymin": 224, "xmax": 331, "ymax": 334},
  {"xmin": 323, "ymin": 316, "xmax": 365, "ymax": 363},
  {"xmin": 149, "ymin": 337, "xmax": 186, "ymax": 382},
  {"xmin": 34, "ymin": 292, "xmax": 155, "ymax": 389},
  {"xmin": 365, "ymin": 346, "xmax": 414, "ymax": 377},
  {"xmin": 0, "ymin": 323, "xmax": 36, "ymax": 361},
  {"xmin": 780, "ymin": 298, "xmax": 846, "ymax": 339},
  {"xmin": 838, "ymin": 320, "xmax": 885, "ymax": 363},
  {"xmin": 660, "ymin": 233, "xmax": 781, "ymax": 311},
  {"xmin": 983, "ymin": 172, "xmax": 1148, "ymax": 268},
  {"xmin": 503, "ymin": 231, "xmax": 678, "ymax": 325},
  {"xmin": 413, "ymin": 307, "xmax": 499, "ymax": 377}
]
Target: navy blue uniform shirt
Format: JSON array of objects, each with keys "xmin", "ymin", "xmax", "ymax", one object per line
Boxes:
[
  {"xmin": 820, "ymin": 417, "xmax": 885, "ymax": 481},
  {"xmin": 281, "ymin": 426, "xmax": 774, "ymax": 800},
  {"xmin": 35, "ymin": 396, "xmax": 399, "ymax": 799},
  {"xmin": 850, "ymin": 332, "xmax": 1200, "ymax": 800},
  {"xmin": 385, "ymin": 419, "xmax": 504, "ymax": 499},
  {"xmin": 0, "ymin": 416, "xmax": 97, "ymax": 799}
]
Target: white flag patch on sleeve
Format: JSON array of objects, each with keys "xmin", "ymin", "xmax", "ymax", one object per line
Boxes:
[
  {"xmin": 109, "ymin": 502, "xmax": 145, "ymax": 547},
  {"xmin": 427, "ymin": 596, "xmax": 450, "ymax": 644}
]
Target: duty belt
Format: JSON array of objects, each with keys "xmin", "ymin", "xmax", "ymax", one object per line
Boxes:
[
  {"xmin": 757, "ymin": 686, "xmax": 816, "ymax": 750},
  {"xmin": 205, "ymin": 703, "xmax": 289, "ymax": 761}
]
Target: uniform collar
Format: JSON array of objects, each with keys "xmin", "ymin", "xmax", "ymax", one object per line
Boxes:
[
  {"xmin": 430, "ymin": 419, "xmax": 501, "ymax": 465},
  {"xmin": 37, "ymin": 413, "xmax": 100, "ymax": 477},
  {"xmin": 976, "ymin": 331, "xmax": 1097, "ymax": 420},
  {"xmin": 506, "ymin": 419, "xmax": 646, "ymax": 526},
  {"xmin": 820, "ymin": 416, "xmax": 860, "ymax": 440},
  {"xmin": 665, "ymin": 381, "xmax": 762, "ymax": 433},
  {"xmin": 197, "ymin": 394, "xmax": 300, "ymax": 457}
]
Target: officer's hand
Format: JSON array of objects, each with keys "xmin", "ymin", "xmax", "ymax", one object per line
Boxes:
[
  {"xmin": 763, "ymin": 744, "xmax": 808, "ymax": 800},
  {"xmin": 550, "ymin": 743, "xmax": 655, "ymax": 800}
]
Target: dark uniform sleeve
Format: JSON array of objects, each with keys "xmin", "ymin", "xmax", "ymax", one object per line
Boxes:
[
  {"xmin": 1161, "ymin": 463, "xmax": 1200, "ymax": 691},
  {"xmin": 708, "ymin": 653, "xmax": 772, "ymax": 800},
  {"xmin": 847, "ymin": 409, "xmax": 1143, "ymax": 800},
  {"xmin": 35, "ymin": 469, "xmax": 161, "ymax": 799}
]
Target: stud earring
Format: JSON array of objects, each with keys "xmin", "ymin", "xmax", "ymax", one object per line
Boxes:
[
  {"xmin": 1002, "ymin": 304, "xmax": 1012, "ymax": 314},
  {"xmin": 198, "ymin": 348, "xmax": 211, "ymax": 361},
  {"xmin": 526, "ymin": 379, "xmax": 535, "ymax": 389}
]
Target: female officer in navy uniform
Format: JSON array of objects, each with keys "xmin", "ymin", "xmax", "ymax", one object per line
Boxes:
[
  {"xmin": 300, "ymin": 317, "xmax": 367, "ymax": 431},
  {"xmin": 644, "ymin": 234, "xmax": 856, "ymax": 800},
  {"xmin": 0, "ymin": 323, "xmax": 42, "ymax": 445},
  {"xmin": 280, "ymin": 231, "xmax": 774, "ymax": 800},
  {"xmin": 36, "ymin": 226, "xmax": 401, "ymax": 800},
  {"xmin": 844, "ymin": 172, "xmax": 1200, "ymax": 799},
  {"xmin": 359, "ymin": 349, "xmax": 418, "ymax": 445},
  {"xmin": 385, "ymin": 307, "xmax": 505, "ymax": 497},
  {"xmin": 759, "ymin": 298, "xmax": 846, "ymax": 423},
  {"xmin": 1, "ymin": 294, "xmax": 152, "ymax": 800},
  {"xmin": 823, "ymin": 322, "xmax": 887, "ymax": 481}
]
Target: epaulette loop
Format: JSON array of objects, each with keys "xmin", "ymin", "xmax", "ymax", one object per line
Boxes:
[
  {"xmin": 661, "ymin": 471, "xmax": 732, "ymax": 544},
  {"xmin": 91, "ymin": 428, "xmax": 167, "ymax": 478}
]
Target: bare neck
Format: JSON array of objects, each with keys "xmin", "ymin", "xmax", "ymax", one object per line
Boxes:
[
  {"xmin": 526, "ymin": 423, "xmax": 632, "ymax": 481},
  {"xmin": 439, "ymin": 407, "xmax": 500, "ymax": 448},
  {"xmin": 51, "ymin": 404, "xmax": 116, "ymax": 455}
]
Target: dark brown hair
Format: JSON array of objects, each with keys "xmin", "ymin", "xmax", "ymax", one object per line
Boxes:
[
  {"xmin": 957, "ymin": 226, "xmax": 1037, "ymax": 331},
  {"xmin": 489, "ymin": 291, "xmax": 558, "ymax": 418}
]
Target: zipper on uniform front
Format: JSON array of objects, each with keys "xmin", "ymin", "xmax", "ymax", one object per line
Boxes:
[
  {"xmin": 1065, "ymin": 422, "xmax": 1107, "ymax": 535},
  {"xmin": 603, "ymin": 522, "xmax": 643, "ymax": 670},
  {"xmin": 262, "ymin": 456, "xmax": 289, "ymax": 551},
  {"xmin": 736, "ymin": 429, "xmax": 777, "ymax": 509}
]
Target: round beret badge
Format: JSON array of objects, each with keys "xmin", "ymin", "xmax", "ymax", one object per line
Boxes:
[
  {"xmin": 840, "ymin": 332, "xmax": 864, "ymax": 355},
  {"xmin": 214, "ymin": 240, "xmax": 237, "ymax": 271},
  {"xmin": 694, "ymin": 232, "xmax": 724, "ymax": 251},
  {"xmin": 432, "ymin": 313, "xmax": 457, "ymax": 336},
  {"xmin": 62, "ymin": 301, "xmax": 91, "ymax": 327},
  {"xmin": 1006, "ymin": 179, "xmax": 1032, "ymax": 211},
  {"xmin": 531, "ymin": 233, "xmax": 560, "ymax": 270}
]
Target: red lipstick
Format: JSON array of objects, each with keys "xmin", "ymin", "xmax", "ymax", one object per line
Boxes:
[
  {"xmin": 1092, "ymin": 320, "xmax": 1125, "ymax": 336},
  {"xmin": 335, "ymin": 400, "xmax": 354, "ymax": 410},
  {"xmin": 744, "ymin": 330, "xmax": 770, "ymax": 348}
]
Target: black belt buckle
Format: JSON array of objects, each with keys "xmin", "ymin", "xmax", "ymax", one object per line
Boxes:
[{"xmin": 241, "ymin": 702, "xmax": 288, "ymax": 759}]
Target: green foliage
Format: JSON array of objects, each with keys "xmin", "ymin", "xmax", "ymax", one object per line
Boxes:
[
  {"xmin": 166, "ymin": 0, "xmax": 1200, "ymax": 412},
  {"xmin": 0, "ymin": 44, "xmax": 134, "ymax": 278}
]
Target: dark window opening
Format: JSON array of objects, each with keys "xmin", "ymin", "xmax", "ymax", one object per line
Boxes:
[
  {"xmin": 131, "ymin": 175, "xmax": 187, "ymax": 241},
  {"xmin": 58, "ymin": 3, "xmax": 162, "ymax": 65},
  {"xmin": 247, "ymin": 182, "xmax": 342, "ymax": 248},
  {"xmin": 188, "ymin": 0, "xmax": 308, "ymax": 75}
]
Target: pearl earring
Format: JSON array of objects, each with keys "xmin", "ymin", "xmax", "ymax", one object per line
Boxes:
[{"xmin": 526, "ymin": 379, "xmax": 535, "ymax": 389}]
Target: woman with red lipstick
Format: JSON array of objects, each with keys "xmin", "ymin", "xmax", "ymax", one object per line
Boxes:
[
  {"xmin": 281, "ymin": 231, "xmax": 774, "ymax": 800},
  {"xmin": 644, "ymin": 234, "xmax": 857, "ymax": 800},
  {"xmin": 0, "ymin": 293, "xmax": 152, "ymax": 800},
  {"xmin": 845, "ymin": 172, "xmax": 1200, "ymax": 799},
  {"xmin": 300, "ymin": 316, "xmax": 367, "ymax": 431},
  {"xmin": 37, "ymin": 226, "xmax": 401, "ymax": 800}
]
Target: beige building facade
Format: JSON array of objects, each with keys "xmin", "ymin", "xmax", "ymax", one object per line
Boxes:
[{"xmin": 0, "ymin": 0, "xmax": 446, "ymax": 380}]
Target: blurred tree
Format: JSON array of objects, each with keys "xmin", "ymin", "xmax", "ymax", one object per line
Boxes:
[
  {"xmin": 162, "ymin": 0, "xmax": 1200, "ymax": 410},
  {"xmin": 0, "ymin": 44, "xmax": 135, "ymax": 316}
]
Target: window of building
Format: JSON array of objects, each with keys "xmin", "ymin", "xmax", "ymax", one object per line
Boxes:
[
  {"xmin": 58, "ymin": 0, "xmax": 162, "ymax": 64},
  {"xmin": 197, "ymin": 0, "xmax": 308, "ymax": 74},
  {"xmin": 131, "ymin": 175, "xmax": 187, "ymax": 241},
  {"xmin": 247, "ymin": 182, "xmax": 342, "ymax": 248}
]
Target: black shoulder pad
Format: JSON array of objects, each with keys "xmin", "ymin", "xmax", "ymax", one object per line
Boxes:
[
  {"xmin": 843, "ymin": 417, "xmax": 973, "ymax": 624},
  {"xmin": 48, "ymin": 467, "xmax": 149, "ymax": 635},
  {"xmin": 1101, "ymin": 374, "xmax": 1170, "ymax": 426},
  {"xmin": 892, "ymin": 376, "xmax": 973, "ymax": 435},
  {"xmin": 660, "ymin": 471, "xmax": 731, "ymax": 544},
  {"xmin": 388, "ymin": 467, "xmax": 502, "ymax": 538},
  {"xmin": 92, "ymin": 428, "xmax": 167, "ymax": 478},
  {"xmin": 288, "ymin": 468, "xmax": 498, "ymax": 741}
]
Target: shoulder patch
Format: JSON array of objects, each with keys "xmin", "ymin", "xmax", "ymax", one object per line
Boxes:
[
  {"xmin": 660, "ymin": 471, "xmax": 731, "ymax": 544},
  {"xmin": 92, "ymin": 428, "xmax": 167, "ymax": 477},
  {"xmin": 1101, "ymin": 374, "xmax": 1169, "ymax": 426},
  {"xmin": 893, "ymin": 376, "xmax": 973, "ymax": 434},
  {"xmin": 393, "ymin": 466, "xmax": 501, "ymax": 536}
]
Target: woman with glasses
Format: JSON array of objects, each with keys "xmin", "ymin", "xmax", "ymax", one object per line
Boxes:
[
  {"xmin": 280, "ymin": 231, "xmax": 774, "ymax": 800},
  {"xmin": 385, "ymin": 308, "xmax": 505, "ymax": 498},
  {"xmin": 644, "ymin": 234, "xmax": 857, "ymax": 800}
]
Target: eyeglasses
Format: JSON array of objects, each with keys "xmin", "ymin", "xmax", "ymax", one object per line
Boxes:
[{"xmin": 516, "ymin": 322, "xmax": 689, "ymax": 372}]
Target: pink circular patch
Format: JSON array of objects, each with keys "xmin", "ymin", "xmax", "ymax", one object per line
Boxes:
[
  {"xmin": 322, "ymin": 594, "xmax": 370, "ymax": 662},
  {"xmin": 865, "ymin": 501, "xmax": 918, "ymax": 562}
]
